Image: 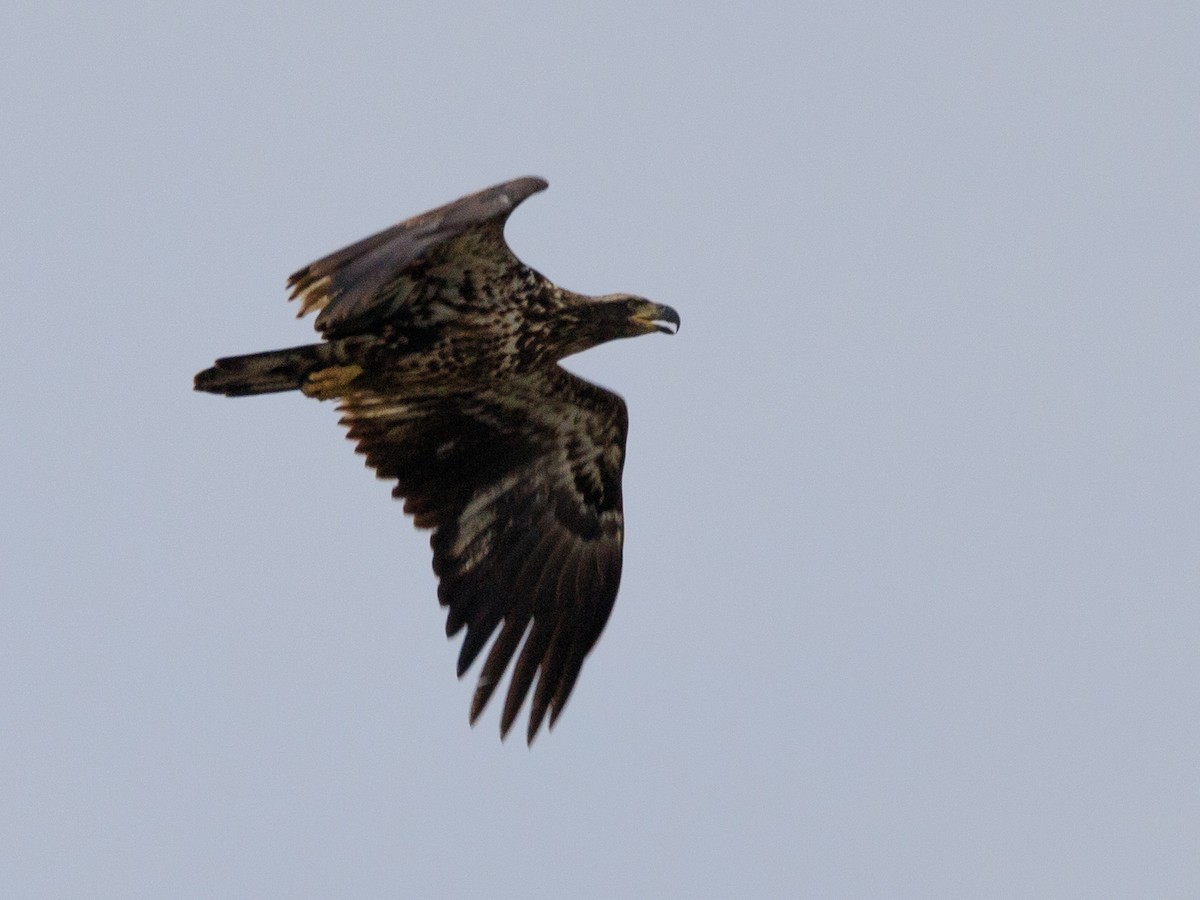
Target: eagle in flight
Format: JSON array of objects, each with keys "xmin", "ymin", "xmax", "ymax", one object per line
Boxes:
[{"xmin": 194, "ymin": 177, "xmax": 679, "ymax": 743}]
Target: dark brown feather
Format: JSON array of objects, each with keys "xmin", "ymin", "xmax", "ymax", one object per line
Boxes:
[{"xmin": 338, "ymin": 368, "xmax": 627, "ymax": 742}]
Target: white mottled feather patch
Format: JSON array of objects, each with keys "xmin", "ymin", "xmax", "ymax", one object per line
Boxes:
[{"xmin": 453, "ymin": 471, "xmax": 524, "ymax": 561}]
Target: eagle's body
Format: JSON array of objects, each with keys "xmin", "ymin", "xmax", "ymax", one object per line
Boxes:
[{"xmin": 195, "ymin": 177, "xmax": 678, "ymax": 742}]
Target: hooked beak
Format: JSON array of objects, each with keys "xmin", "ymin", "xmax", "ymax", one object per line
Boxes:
[{"xmin": 631, "ymin": 302, "xmax": 681, "ymax": 335}]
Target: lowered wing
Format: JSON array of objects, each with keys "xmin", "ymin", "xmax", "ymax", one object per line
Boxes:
[{"xmin": 338, "ymin": 366, "xmax": 628, "ymax": 743}]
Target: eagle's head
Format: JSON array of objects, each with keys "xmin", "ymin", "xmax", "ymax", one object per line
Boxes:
[{"xmin": 616, "ymin": 294, "xmax": 682, "ymax": 337}]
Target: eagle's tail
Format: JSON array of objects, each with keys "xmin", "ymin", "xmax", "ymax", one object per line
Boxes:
[{"xmin": 194, "ymin": 342, "xmax": 340, "ymax": 397}]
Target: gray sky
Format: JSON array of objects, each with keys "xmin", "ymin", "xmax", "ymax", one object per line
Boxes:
[{"xmin": 3, "ymin": 2, "xmax": 1198, "ymax": 897}]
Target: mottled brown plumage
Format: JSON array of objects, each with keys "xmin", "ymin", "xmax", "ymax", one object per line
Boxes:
[{"xmin": 194, "ymin": 177, "xmax": 678, "ymax": 742}]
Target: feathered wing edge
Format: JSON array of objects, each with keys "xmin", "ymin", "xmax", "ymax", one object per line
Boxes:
[
  {"xmin": 337, "ymin": 371, "xmax": 627, "ymax": 743},
  {"xmin": 286, "ymin": 177, "xmax": 549, "ymax": 337}
]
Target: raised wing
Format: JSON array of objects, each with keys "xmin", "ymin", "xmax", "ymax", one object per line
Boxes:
[
  {"xmin": 338, "ymin": 367, "xmax": 628, "ymax": 743},
  {"xmin": 287, "ymin": 176, "xmax": 549, "ymax": 338}
]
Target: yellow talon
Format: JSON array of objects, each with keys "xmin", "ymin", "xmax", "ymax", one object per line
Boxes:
[{"xmin": 302, "ymin": 364, "xmax": 364, "ymax": 399}]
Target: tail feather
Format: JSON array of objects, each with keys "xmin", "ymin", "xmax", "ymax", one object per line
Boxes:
[{"xmin": 194, "ymin": 343, "xmax": 333, "ymax": 397}]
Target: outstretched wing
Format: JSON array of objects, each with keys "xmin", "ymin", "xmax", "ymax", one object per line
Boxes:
[
  {"xmin": 338, "ymin": 368, "xmax": 628, "ymax": 743},
  {"xmin": 287, "ymin": 176, "xmax": 549, "ymax": 338}
]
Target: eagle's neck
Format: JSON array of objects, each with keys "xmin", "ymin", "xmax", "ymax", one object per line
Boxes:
[{"xmin": 534, "ymin": 287, "xmax": 636, "ymax": 363}]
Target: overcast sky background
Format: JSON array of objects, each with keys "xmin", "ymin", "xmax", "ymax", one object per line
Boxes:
[{"xmin": 3, "ymin": 3, "xmax": 1198, "ymax": 897}]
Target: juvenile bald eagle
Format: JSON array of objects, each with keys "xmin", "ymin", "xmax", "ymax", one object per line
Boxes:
[{"xmin": 194, "ymin": 177, "xmax": 679, "ymax": 743}]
